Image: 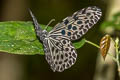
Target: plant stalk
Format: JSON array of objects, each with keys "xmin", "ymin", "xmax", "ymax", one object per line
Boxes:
[{"xmin": 85, "ymin": 40, "xmax": 100, "ymax": 48}]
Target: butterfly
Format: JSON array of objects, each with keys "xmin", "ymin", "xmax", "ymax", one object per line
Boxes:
[{"xmin": 29, "ymin": 6, "xmax": 102, "ymax": 72}]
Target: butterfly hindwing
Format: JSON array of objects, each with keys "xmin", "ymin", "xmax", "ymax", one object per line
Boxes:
[
  {"xmin": 49, "ymin": 6, "xmax": 102, "ymax": 40},
  {"xmin": 44, "ymin": 36, "xmax": 77, "ymax": 72}
]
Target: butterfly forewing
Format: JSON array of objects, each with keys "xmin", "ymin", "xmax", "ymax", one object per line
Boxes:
[{"xmin": 49, "ymin": 6, "xmax": 102, "ymax": 40}]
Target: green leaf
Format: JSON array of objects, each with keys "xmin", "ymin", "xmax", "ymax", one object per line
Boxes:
[
  {"xmin": 0, "ymin": 21, "xmax": 85, "ymax": 55},
  {"xmin": 73, "ymin": 38, "xmax": 86, "ymax": 49}
]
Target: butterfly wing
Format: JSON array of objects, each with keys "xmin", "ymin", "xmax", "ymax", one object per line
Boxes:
[
  {"xmin": 44, "ymin": 36, "xmax": 77, "ymax": 72},
  {"xmin": 45, "ymin": 6, "xmax": 102, "ymax": 72},
  {"xmin": 49, "ymin": 6, "xmax": 102, "ymax": 40}
]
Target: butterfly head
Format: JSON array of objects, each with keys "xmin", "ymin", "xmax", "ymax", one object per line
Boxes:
[{"xmin": 39, "ymin": 30, "xmax": 48, "ymax": 41}]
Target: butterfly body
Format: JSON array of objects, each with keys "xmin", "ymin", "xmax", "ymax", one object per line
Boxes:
[{"xmin": 29, "ymin": 6, "xmax": 102, "ymax": 72}]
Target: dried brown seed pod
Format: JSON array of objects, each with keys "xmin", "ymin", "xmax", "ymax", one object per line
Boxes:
[{"xmin": 100, "ymin": 35, "xmax": 111, "ymax": 60}]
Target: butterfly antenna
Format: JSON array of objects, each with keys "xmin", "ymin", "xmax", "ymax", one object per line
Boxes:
[{"xmin": 45, "ymin": 19, "xmax": 55, "ymax": 30}]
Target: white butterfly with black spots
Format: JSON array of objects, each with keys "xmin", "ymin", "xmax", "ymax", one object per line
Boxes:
[{"xmin": 29, "ymin": 6, "xmax": 102, "ymax": 72}]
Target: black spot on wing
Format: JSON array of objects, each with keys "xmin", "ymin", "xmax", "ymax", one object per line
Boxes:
[
  {"xmin": 77, "ymin": 21, "xmax": 82, "ymax": 24},
  {"xmin": 64, "ymin": 19, "xmax": 69, "ymax": 25},
  {"xmin": 68, "ymin": 24, "xmax": 72, "ymax": 30}
]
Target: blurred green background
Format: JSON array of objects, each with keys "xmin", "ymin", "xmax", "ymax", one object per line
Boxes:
[{"xmin": 0, "ymin": 0, "xmax": 118, "ymax": 80}]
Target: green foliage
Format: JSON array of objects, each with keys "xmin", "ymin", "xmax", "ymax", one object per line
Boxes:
[
  {"xmin": 0, "ymin": 21, "xmax": 85, "ymax": 55},
  {"xmin": 100, "ymin": 12, "xmax": 120, "ymax": 31}
]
